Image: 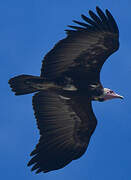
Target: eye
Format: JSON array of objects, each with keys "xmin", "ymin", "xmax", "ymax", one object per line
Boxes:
[{"xmin": 110, "ymin": 90, "xmax": 113, "ymax": 93}]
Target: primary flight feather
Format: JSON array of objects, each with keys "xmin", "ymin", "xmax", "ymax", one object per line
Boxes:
[{"xmin": 9, "ymin": 7, "xmax": 123, "ymax": 174}]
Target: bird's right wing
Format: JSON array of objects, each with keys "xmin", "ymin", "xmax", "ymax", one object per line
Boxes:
[{"xmin": 28, "ymin": 91, "xmax": 97, "ymax": 173}]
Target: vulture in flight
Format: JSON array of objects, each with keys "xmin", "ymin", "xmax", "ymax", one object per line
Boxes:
[{"xmin": 9, "ymin": 7, "xmax": 123, "ymax": 174}]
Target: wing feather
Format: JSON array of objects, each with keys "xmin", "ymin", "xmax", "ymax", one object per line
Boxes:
[
  {"xmin": 28, "ymin": 91, "xmax": 97, "ymax": 173},
  {"xmin": 106, "ymin": 9, "xmax": 119, "ymax": 33},
  {"xmin": 67, "ymin": 25, "xmax": 86, "ymax": 31},
  {"xmin": 89, "ymin": 10, "xmax": 102, "ymax": 25},
  {"xmin": 73, "ymin": 20, "xmax": 92, "ymax": 29},
  {"xmin": 81, "ymin": 14, "xmax": 100, "ymax": 29}
]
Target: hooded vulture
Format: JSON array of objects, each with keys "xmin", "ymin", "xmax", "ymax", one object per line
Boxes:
[{"xmin": 9, "ymin": 7, "xmax": 123, "ymax": 174}]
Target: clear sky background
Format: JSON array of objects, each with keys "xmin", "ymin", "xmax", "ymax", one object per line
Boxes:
[{"xmin": 1, "ymin": 0, "xmax": 131, "ymax": 179}]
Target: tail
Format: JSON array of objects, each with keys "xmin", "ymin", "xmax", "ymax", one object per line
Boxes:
[{"xmin": 8, "ymin": 75, "xmax": 46, "ymax": 95}]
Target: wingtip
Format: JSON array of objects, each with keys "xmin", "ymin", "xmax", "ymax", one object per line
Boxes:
[
  {"xmin": 27, "ymin": 161, "xmax": 31, "ymax": 167},
  {"xmin": 35, "ymin": 170, "xmax": 41, "ymax": 174},
  {"xmin": 96, "ymin": 6, "xmax": 102, "ymax": 12},
  {"xmin": 96, "ymin": 6, "xmax": 106, "ymax": 14},
  {"xmin": 36, "ymin": 169, "xmax": 43, "ymax": 174},
  {"xmin": 31, "ymin": 164, "xmax": 39, "ymax": 171},
  {"xmin": 88, "ymin": 10, "xmax": 92, "ymax": 14},
  {"xmin": 105, "ymin": 8, "xmax": 113, "ymax": 18},
  {"xmin": 30, "ymin": 150, "xmax": 35, "ymax": 156},
  {"xmin": 27, "ymin": 157, "xmax": 36, "ymax": 167},
  {"xmin": 105, "ymin": 8, "xmax": 110, "ymax": 15},
  {"xmin": 96, "ymin": 6, "xmax": 100, "ymax": 10},
  {"xmin": 81, "ymin": 14, "xmax": 85, "ymax": 18},
  {"xmin": 88, "ymin": 10, "xmax": 94, "ymax": 17},
  {"xmin": 81, "ymin": 14, "xmax": 87, "ymax": 21}
]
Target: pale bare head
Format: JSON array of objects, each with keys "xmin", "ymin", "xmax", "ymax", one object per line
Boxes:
[{"xmin": 102, "ymin": 88, "xmax": 124, "ymax": 101}]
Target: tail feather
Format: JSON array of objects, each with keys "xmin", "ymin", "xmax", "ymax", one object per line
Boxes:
[{"xmin": 8, "ymin": 75, "xmax": 44, "ymax": 95}]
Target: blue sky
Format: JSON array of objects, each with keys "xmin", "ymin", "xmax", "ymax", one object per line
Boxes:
[{"xmin": 1, "ymin": 0, "xmax": 131, "ymax": 179}]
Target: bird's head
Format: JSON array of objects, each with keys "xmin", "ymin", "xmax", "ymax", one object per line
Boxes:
[{"xmin": 95, "ymin": 88, "xmax": 124, "ymax": 102}]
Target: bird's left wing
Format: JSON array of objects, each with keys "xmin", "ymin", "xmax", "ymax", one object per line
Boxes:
[
  {"xmin": 41, "ymin": 7, "xmax": 119, "ymax": 82},
  {"xmin": 28, "ymin": 91, "xmax": 97, "ymax": 173}
]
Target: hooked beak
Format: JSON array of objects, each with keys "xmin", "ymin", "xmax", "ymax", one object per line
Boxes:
[
  {"xmin": 113, "ymin": 93, "xmax": 124, "ymax": 99},
  {"xmin": 104, "ymin": 91, "xmax": 124, "ymax": 101}
]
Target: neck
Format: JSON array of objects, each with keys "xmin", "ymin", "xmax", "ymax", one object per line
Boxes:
[{"xmin": 88, "ymin": 84, "xmax": 104, "ymax": 100}]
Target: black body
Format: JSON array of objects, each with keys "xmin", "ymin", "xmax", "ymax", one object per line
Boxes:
[{"xmin": 9, "ymin": 7, "xmax": 119, "ymax": 173}]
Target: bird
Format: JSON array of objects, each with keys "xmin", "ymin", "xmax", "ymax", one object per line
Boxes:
[{"xmin": 9, "ymin": 6, "xmax": 123, "ymax": 174}]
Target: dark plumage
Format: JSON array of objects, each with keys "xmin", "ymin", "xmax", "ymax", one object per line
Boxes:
[{"xmin": 9, "ymin": 7, "xmax": 123, "ymax": 173}]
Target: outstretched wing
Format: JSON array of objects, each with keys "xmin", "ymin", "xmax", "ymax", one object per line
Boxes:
[
  {"xmin": 28, "ymin": 91, "xmax": 97, "ymax": 173},
  {"xmin": 41, "ymin": 7, "xmax": 119, "ymax": 82}
]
